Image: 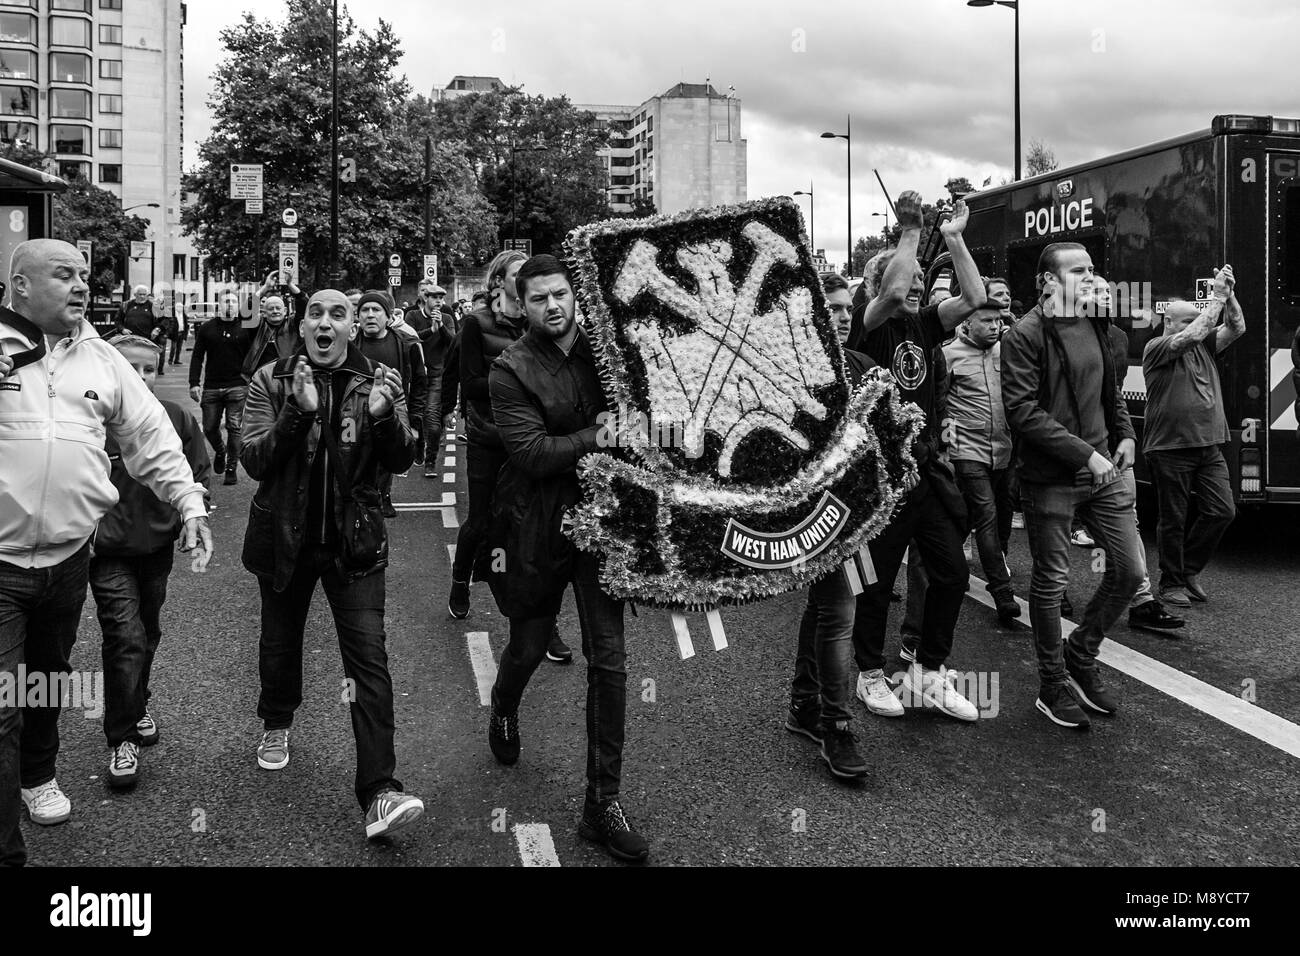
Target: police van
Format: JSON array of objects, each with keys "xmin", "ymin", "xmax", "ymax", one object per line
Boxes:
[{"xmin": 925, "ymin": 114, "xmax": 1300, "ymax": 504}]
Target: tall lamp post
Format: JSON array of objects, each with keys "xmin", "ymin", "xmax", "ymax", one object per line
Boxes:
[
  {"xmin": 329, "ymin": 0, "xmax": 340, "ymax": 282},
  {"xmin": 820, "ymin": 116, "xmax": 851, "ymax": 275},
  {"xmin": 793, "ymin": 183, "xmax": 814, "ymax": 250},
  {"xmin": 872, "ymin": 209, "xmax": 890, "ymax": 241},
  {"xmin": 122, "ymin": 202, "xmax": 160, "ymax": 294},
  {"xmin": 968, "ymin": 0, "xmax": 1021, "ymax": 181}
]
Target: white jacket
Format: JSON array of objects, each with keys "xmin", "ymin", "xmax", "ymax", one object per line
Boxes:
[{"xmin": 0, "ymin": 310, "xmax": 206, "ymax": 569}]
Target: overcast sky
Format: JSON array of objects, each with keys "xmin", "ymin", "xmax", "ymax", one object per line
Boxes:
[{"xmin": 184, "ymin": 0, "xmax": 1298, "ymax": 269}]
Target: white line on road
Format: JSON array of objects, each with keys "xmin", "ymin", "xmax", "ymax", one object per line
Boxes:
[
  {"xmin": 443, "ymin": 472, "xmax": 455, "ymax": 483},
  {"xmin": 444, "ymin": 456, "xmax": 456, "ymax": 468},
  {"xmin": 393, "ymin": 493, "xmax": 456, "ymax": 509},
  {"xmin": 963, "ymin": 574, "xmax": 1300, "ymax": 759},
  {"xmin": 465, "ymin": 631, "xmax": 496, "ymax": 706},
  {"xmin": 446, "ymin": 543, "xmax": 456, "ymax": 564},
  {"xmin": 441, "ymin": 507, "xmax": 459, "ymax": 529},
  {"xmin": 513, "ymin": 823, "xmax": 561, "ymax": 867}
]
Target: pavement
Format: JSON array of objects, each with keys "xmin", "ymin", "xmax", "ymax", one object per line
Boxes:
[{"xmin": 19, "ymin": 360, "xmax": 1300, "ymax": 867}]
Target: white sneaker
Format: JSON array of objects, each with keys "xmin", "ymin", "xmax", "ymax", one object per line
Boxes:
[
  {"xmin": 856, "ymin": 669, "xmax": 904, "ymax": 718},
  {"xmin": 1071, "ymin": 529, "xmax": 1095, "ymax": 547},
  {"xmin": 903, "ymin": 666, "xmax": 979, "ymax": 722},
  {"xmin": 21, "ymin": 778, "xmax": 71, "ymax": 825}
]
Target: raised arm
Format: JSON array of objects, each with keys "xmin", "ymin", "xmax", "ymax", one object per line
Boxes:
[
  {"xmin": 860, "ymin": 190, "xmax": 924, "ymax": 337},
  {"xmin": 1215, "ymin": 266, "xmax": 1244, "ymax": 353},
  {"xmin": 936, "ymin": 200, "xmax": 985, "ymax": 331}
]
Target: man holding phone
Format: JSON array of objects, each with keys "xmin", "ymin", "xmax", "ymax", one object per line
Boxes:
[{"xmin": 1001, "ymin": 242, "xmax": 1144, "ymax": 731}]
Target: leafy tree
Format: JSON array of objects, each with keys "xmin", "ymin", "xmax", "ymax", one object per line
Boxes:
[
  {"xmin": 181, "ymin": 0, "xmax": 497, "ymax": 288},
  {"xmin": 850, "ymin": 235, "xmax": 888, "ymax": 276},
  {"xmin": 944, "ymin": 176, "xmax": 975, "ymax": 201},
  {"xmin": 1025, "ymin": 139, "xmax": 1059, "ymax": 177}
]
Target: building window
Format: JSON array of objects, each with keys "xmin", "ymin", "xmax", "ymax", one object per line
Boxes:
[
  {"xmin": 0, "ymin": 120, "xmax": 34, "ymax": 146},
  {"xmin": 50, "ymin": 123, "xmax": 89, "ymax": 154},
  {"xmin": 99, "ymin": 163, "xmax": 121, "ymax": 183},
  {"xmin": 190, "ymin": 257, "xmax": 199, "ymax": 282},
  {"xmin": 98, "ymin": 128, "xmax": 120, "ymax": 148},
  {"xmin": 50, "ymin": 17, "xmax": 91, "ymax": 47},
  {"xmin": 647, "ymin": 116, "xmax": 653, "ymax": 133},
  {"xmin": 0, "ymin": 84, "xmax": 33, "ymax": 116},
  {"xmin": 99, "ymin": 92, "xmax": 121, "ymax": 113},
  {"xmin": 0, "ymin": 12, "xmax": 35, "ymax": 44},
  {"xmin": 99, "ymin": 59, "xmax": 122, "ymax": 79},
  {"xmin": 49, "ymin": 52, "xmax": 89, "ymax": 83},
  {"xmin": 99, "ymin": 23, "xmax": 121, "ymax": 44},
  {"xmin": 101, "ymin": 0, "xmax": 123, "ymax": 9},
  {"xmin": 50, "ymin": 88, "xmax": 89, "ymax": 118},
  {"xmin": 52, "ymin": 0, "xmax": 92, "ymax": 11},
  {"xmin": 57, "ymin": 159, "xmax": 88, "ymax": 180},
  {"xmin": 0, "ymin": 49, "xmax": 36, "ymax": 80},
  {"xmin": 0, "ymin": 1, "xmax": 36, "ymax": 8}
]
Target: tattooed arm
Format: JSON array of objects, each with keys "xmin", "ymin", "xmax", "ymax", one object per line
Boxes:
[{"xmin": 1216, "ymin": 266, "xmax": 1244, "ymax": 353}]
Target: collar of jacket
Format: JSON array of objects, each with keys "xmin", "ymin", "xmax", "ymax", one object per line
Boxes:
[
  {"xmin": 272, "ymin": 341, "xmax": 372, "ymax": 380},
  {"xmin": 0, "ymin": 306, "xmax": 47, "ymax": 369},
  {"xmin": 525, "ymin": 325, "xmax": 591, "ymax": 375}
]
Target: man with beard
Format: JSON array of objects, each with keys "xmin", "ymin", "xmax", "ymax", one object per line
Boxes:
[
  {"xmin": 484, "ymin": 254, "xmax": 647, "ymax": 863},
  {"xmin": 190, "ymin": 289, "xmax": 252, "ymax": 486},
  {"xmin": 239, "ymin": 289, "xmax": 424, "ymax": 840}
]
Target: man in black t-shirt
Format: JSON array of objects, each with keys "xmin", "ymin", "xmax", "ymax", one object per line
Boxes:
[
  {"xmin": 848, "ymin": 191, "xmax": 985, "ymax": 723},
  {"xmin": 189, "ymin": 290, "xmax": 252, "ymax": 486}
]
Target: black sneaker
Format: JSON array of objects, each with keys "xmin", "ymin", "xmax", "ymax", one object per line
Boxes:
[
  {"xmin": 1060, "ymin": 595, "xmax": 1074, "ymax": 619},
  {"xmin": 819, "ymin": 721, "xmax": 868, "ymax": 780},
  {"xmin": 578, "ymin": 800, "xmax": 649, "ymax": 864},
  {"xmin": 1066, "ymin": 662, "xmax": 1118, "ymax": 715},
  {"xmin": 381, "ymin": 495, "xmax": 397, "ymax": 519},
  {"xmin": 1128, "ymin": 600, "xmax": 1185, "ymax": 633},
  {"xmin": 488, "ymin": 706, "xmax": 519, "ymax": 765},
  {"xmin": 107, "ymin": 741, "xmax": 141, "ymax": 789},
  {"xmin": 448, "ymin": 579, "xmax": 470, "ymax": 619},
  {"xmin": 1184, "ymin": 575, "xmax": 1208, "ymax": 603},
  {"xmin": 994, "ymin": 593, "xmax": 1022, "ymax": 624},
  {"xmin": 546, "ymin": 624, "xmax": 573, "ymax": 664},
  {"xmin": 784, "ymin": 697, "xmax": 823, "ymax": 743},
  {"xmin": 223, "ymin": 468, "xmax": 237, "ymax": 486},
  {"xmin": 213, "ymin": 450, "xmax": 226, "ymax": 474},
  {"xmin": 1035, "ymin": 682, "xmax": 1091, "ymax": 730}
]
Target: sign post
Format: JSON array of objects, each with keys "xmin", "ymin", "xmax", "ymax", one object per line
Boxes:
[
  {"xmin": 422, "ymin": 254, "xmax": 438, "ymax": 285},
  {"xmin": 76, "ymin": 239, "xmax": 92, "ymax": 264},
  {"xmin": 229, "ymin": 164, "xmax": 264, "ymax": 201},
  {"xmin": 278, "ymin": 241, "xmax": 299, "ymax": 287}
]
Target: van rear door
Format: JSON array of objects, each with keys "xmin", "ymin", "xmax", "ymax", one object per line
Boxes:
[{"xmin": 1266, "ymin": 150, "xmax": 1300, "ymax": 496}]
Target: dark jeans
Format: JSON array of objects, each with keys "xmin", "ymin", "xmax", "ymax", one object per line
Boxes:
[
  {"xmin": 1021, "ymin": 472, "xmax": 1144, "ymax": 685},
  {"xmin": 256, "ymin": 547, "xmax": 401, "ymax": 811},
  {"xmin": 852, "ymin": 477, "xmax": 969, "ymax": 672},
  {"xmin": 451, "ymin": 442, "xmax": 507, "ymax": 581},
  {"xmin": 422, "ymin": 394, "xmax": 443, "ymax": 461},
  {"xmin": 492, "ymin": 551, "xmax": 627, "ymax": 812},
  {"xmin": 900, "ymin": 545, "xmax": 928, "ymax": 646},
  {"xmin": 953, "ymin": 459, "xmax": 1014, "ymax": 597},
  {"xmin": 792, "ymin": 568, "xmax": 856, "ymax": 725},
  {"xmin": 200, "ymin": 385, "xmax": 247, "ymax": 465},
  {"xmin": 89, "ymin": 549, "xmax": 173, "ymax": 747},
  {"xmin": 168, "ymin": 336, "xmax": 185, "ymax": 364},
  {"xmin": 1146, "ymin": 446, "xmax": 1236, "ymax": 589},
  {"xmin": 0, "ymin": 543, "xmax": 90, "ymax": 868}
]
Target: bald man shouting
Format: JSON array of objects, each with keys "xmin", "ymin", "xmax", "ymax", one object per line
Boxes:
[
  {"xmin": 239, "ymin": 289, "xmax": 425, "ymax": 840},
  {"xmin": 0, "ymin": 239, "xmax": 211, "ymax": 867}
]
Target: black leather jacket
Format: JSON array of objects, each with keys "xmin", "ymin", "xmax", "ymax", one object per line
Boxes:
[{"xmin": 460, "ymin": 304, "xmax": 524, "ymax": 449}]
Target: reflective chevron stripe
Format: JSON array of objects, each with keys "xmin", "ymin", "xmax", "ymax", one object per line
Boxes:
[{"xmin": 1269, "ymin": 347, "xmax": 1298, "ymax": 431}]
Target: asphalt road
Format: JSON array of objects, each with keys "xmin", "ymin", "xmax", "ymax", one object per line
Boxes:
[{"xmin": 20, "ymin": 364, "xmax": 1300, "ymax": 867}]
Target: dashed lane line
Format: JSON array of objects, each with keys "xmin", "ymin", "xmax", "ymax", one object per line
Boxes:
[
  {"xmin": 513, "ymin": 823, "xmax": 561, "ymax": 867},
  {"xmin": 465, "ymin": 631, "xmax": 496, "ymax": 707},
  {"xmin": 443, "ymin": 472, "xmax": 456, "ymax": 483}
]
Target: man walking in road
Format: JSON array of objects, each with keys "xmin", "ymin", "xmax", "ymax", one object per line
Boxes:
[{"xmin": 190, "ymin": 289, "xmax": 252, "ymax": 486}]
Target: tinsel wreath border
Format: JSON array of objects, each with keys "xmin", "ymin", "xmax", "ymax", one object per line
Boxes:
[
  {"xmin": 566, "ymin": 381, "xmax": 927, "ymax": 609},
  {"xmin": 565, "ymin": 195, "xmax": 849, "ymax": 486}
]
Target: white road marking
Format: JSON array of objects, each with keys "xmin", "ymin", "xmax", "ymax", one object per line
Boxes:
[
  {"xmin": 443, "ymin": 472, "xmax": 455, "ymax": 483},
  {"xmin": 513, "ymin": 823, "xmax": 561, "ymax": 867},
  {"xmin": 441, "ymin": 507, "xmax": 459, "ymax": 529},
  {"xmin": 465, "ymin": 631, "xmax": 496, "ymax": 706},
  {"xmin": 444, "ymin": 456, "xmax": 456, "ymax": 467},
  {"xmin": 392, "ymin": 493, "xmax": 456, "ymax": 509},
  {"xmin": 963, "ymin": 574, "xmax": 1300, "ymax": 759},
  {"xmin": 446, "ymin": 544, "xmax": 456, "ymax": 564}
]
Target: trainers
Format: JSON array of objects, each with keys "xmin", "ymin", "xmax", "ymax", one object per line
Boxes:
[
  {"xmin": 1011, "ymin": 512, "xmax": 1025, "ymax": 530},
  {"xmin": 213, "ymin": 450, "xmax": 226, "ymax": 474},
  {"xmin": 546, "ymin": 624, "xmax": 573, "ymax": 664},
  {"xmin": 820, "ymin": 721, "xmax": 869, "ymax": 780},
  {"xmin": 856, "ymin": 669, "xmax": 904, "ymax": 718},
  {"xmin": 448, "ymin": 579, "xmax": 471, "ymax": 619},
  {"xmin": 223, "ymin": 467, "xmax": 237, "ymax": 486},
  {"xmin": 578, "ymin": 800, "xmax": 649, "ymax": 864},
  {"xmin": 1128, "ymin": 600, "xmax": 1185, "ymax": 633},
  {"xmin": 20, "ymin": 779, "xmax": 71, "ymax": 825},
  {"xmin": 1070, "ymin": 528, "xmax": 1095, "ymax": 547},
  {"xmin": 785, "ymin": 697, "xmax": 823, "ymax": 743},
  {"xmin": 381, "ymin": 494, "xmax": 397, "ymax": 519},
  {"xmin": 257, "ymin": 728, "xmax": 290, "ymax": 770},
  {"xmin": 364, "ymin": 790, "xmax": 424, "ymax": 839},
  {"xmin": 995, "ymin": 593, "xmax": 1022, "ymax": 624},
  {"xmin": 1184, "ymin": 575, "xmax": 1208, "ymax": 602},
  {"xmin": 904, "ymin": 666, "xmax": 979, "ymax": 722},
  {"xmin": 136, "ymin": 711, "xmax": 160, "ymax": 746},
  {"xmin": 488, "ymin": 706, "xmax": 520, "ymax": 765},
  {"xmin": 107, "ymin": 741, "xmax": 140, "ymax": 789},
  {"xmin": 1066, "ymin": 662, "xmax": 1118, "ymax": 715},
  {"xmin": 1035, "ymin": 682, "xmax": 1090, "ymax": 729},
  {"xmin": 1159, "ymin": 586, "xmax": 1192, "ymax": 608},
  {"xmin": 898, "ymin": 641, "xmax": 918, "ymax": 664}
]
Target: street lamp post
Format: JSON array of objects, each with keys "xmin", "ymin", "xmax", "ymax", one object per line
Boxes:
[
  {"xmin": 122, "ymin": 202, "xmax": 160, "ymax": 294},
  {"xmin": 872, "ymin": 209, "xmax": 890, "ymax": 241},
  {"xmin": 330, "ymin": 0, "xmax": 340, "ymax": 282},
  {"xmin": 968, "ymin": 0, "xmax": 1021, "ymax": 181},
  {"xmin": 820, "ymin": 116, "xmax": 851, "ymax": 275},
  {"xmin": 793, "ymin": 183, "xmax": 814, "ymax": 251}
]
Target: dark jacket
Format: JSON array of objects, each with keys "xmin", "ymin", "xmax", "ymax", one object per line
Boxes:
[
  {"xmin": 359, "ymin": 327, "xmax": 427, "ymax": 425},
  {"xmin": 485, "ymin": 327, "xmax": 608, "ymax": 618},
  {"xmin": 95, "ymin": 399, "xmax": 211, "ymax": 556},
  {"xmin": 239, "ymin": 344, "xmax": 415, "ymax": 591},
  {"xmin": 461, "ymin": 304, "xmax": 524, "ymax": 448},
  {"xmin": 1001, "ymin": 303, "xmax": 1134, "ymax": 484},
  {"xmin": 441, "ymin": 329, "xmax": 463, "ymax": 423},
  {"xmin": 190, "ymin": 316, "xmax": 252, "ymax": 389},
  {"xmin": 115, "ymin": 299, "xmax": 158, "ymax": 339},
  {"xmin": 242, "ymin": 290, "xmax": 307, "ymax": 381},
  {"xmin": 420, "ymin": 321, "xmax": 454, "ymax": 425}
]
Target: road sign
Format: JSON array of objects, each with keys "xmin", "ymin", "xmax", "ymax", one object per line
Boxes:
[
  {"xmin": 282, "ymin": 208, "xmax": 298, "ymax": 227},
  {"xmin": 279, "ymin": 241, "xmax": 299, "ymax": 286},
  {"xmin": 245, "ymin": 199, "xmax": 263, "ymax": 214},
  {"xmin": 76, "ymin": 240, "xmax": 92, "ymax": 263},
  {"xmin": 229, "ymin": 163, "xmax": 264, "ymax": 200},
  {"xmin": 129, "ymin": 241, "xmax": 152, "ymax": 259},
  {"xmin": 389, "ymin": 253, "xmax": 402, "ymax": 268},
  {"xmin": 502, "ymin": 239, "xmax": 532, "ymax": 256},
  {"xmin": 387, "ymin": 275, "xmax": 402, "ymax": 287},
  {"xmin": 280, "ymin": 226, "xmax": 299, "ymax": 240},
  {"xmin": 423, "ymin": 254, "xmax": 438, "ymax": 284}
]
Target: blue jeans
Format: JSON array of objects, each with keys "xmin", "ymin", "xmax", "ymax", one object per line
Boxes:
[
  {"xmin": 1146, "ymin": 446, "xmax": 1236, "ymax": 589},
  {"xmin": 792, "ymin": 568, "xmax": 856, "ymax": 725},
  {"xmin": 0, "ymin": 543, "xmax": 91, "ymax": 867},
  {"xmin": 256, "ymin": 547, "xmax": 401, "ymax": 811},
  {"xmin": 953, "ymin": 459, "xmax": 1014, "ymax": 598},
  {"xmin": 1021, "ymin": 472, "xmax": 1144, "ymax": 684},
  {"xmin": 89, "ymin": 549, "xmax": 174, "ymax": 747},
  {"xmin": 200, "ymin": 385, "xmax": 247, "ymax": 464},
  {"xmin": 492, "ymin": 551, "xmax": 627, "ymax": 813}
]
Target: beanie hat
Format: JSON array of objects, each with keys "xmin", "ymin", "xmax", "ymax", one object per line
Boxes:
[{"xmin": 356, "ymin": 291, "xmax": 393, "ymax": 317}]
